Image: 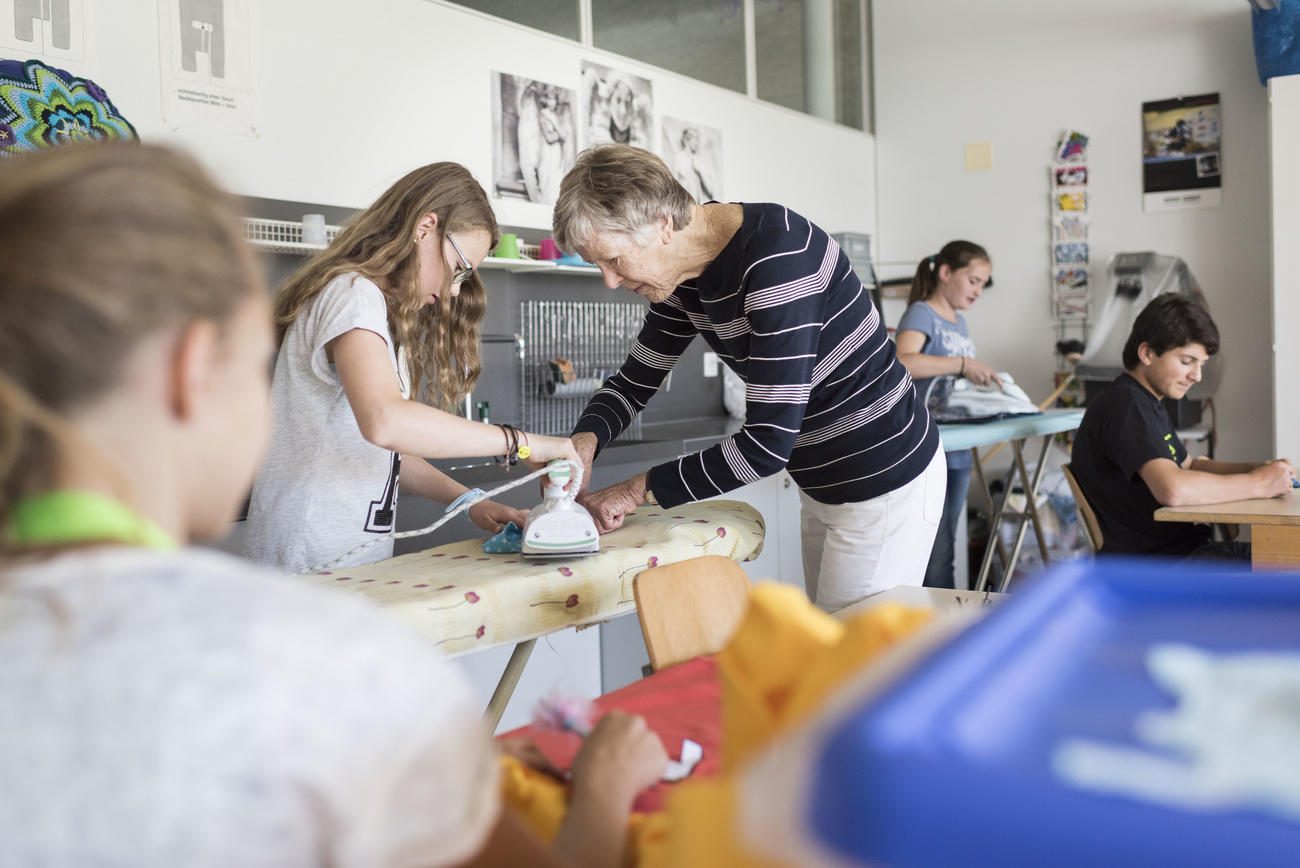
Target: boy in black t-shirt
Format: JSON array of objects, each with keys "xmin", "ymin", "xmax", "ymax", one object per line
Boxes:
[{"xmin": 1071, "ymin": 294, "xmax": 1294, "ymax": 558}]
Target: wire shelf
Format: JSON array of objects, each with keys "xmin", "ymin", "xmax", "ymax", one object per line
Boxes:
[{"xmin": 242, "ymin": 217, "xmax": 341, "ymax": 254}]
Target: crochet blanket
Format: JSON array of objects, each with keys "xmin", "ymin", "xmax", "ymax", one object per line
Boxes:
[{"xmin": 0, "ymin": 58, "xmax": 137, "ymax": 156}]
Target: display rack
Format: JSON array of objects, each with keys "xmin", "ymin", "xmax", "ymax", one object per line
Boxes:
[{"xmin": 1049, "ymin": 131, "xmax": 1092, "ymax": 418}]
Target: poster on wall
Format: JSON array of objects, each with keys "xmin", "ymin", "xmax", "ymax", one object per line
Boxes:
[
  {"xmin": 1142, "ymin": 92, "xmax": 1221, "ymax": 212},
  {"xmin": 0, "ymin": 0, "xmax": 89, "ymax": 64},
  {"xmin": 156, "ymin": 0, "xmax": 257, "ymax": 136},
  {"xmin": 491, "ymin": 72, "xmax": 576, "ymax": 204},
  {"xmin": 661, "ymin": 116, "xmax": 722, "ymax": 203},
  {"xmin": 580, "ymin": 60, "xmax": 653, "ymax": 150}
]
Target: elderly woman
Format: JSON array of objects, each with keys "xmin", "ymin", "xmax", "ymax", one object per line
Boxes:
[{"xmin": 552, "ymin": 145, "xmax": 946, "ymax": 611}]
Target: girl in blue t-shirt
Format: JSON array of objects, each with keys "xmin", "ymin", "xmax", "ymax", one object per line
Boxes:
[{"xmin": 896, "ymin": 240, "xmax": 997, "ymax": 589}]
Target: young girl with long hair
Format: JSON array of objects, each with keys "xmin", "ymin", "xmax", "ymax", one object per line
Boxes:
[
  {"xmin": 0, "ymin": 141, "xmax": 664, "ymax": 867},
  {"xmin": 242, "ymin": 162, "xmax": 581, "ymax": 572},
  {"xmin": 896, "ymin": 240, "xmax": 999, "ymax": 589}
]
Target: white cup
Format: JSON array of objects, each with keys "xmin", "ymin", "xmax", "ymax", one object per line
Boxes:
[{"xmin": 302, "ymin": 213, "xmax": 327, "ymax": 246}]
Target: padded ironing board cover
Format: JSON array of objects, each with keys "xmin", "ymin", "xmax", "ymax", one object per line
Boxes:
[
  {"xmin": 296, "ymin": 501, "xmax": 765, "ymax": 655},
  {"xmin": 0, "ymin": 58, "xmax": 137, "ymax": 156}
]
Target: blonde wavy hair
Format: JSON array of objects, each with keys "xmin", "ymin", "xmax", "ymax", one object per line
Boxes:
[
  {"xmin": 273, "ymin": 163, "xmax": 499, "ymax": 411},
  {"xmin": 0, "ymin": 142, "xmax": 261, "ymax": 532}
]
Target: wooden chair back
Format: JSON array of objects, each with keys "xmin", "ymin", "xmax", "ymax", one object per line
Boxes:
[
  {"xmin": 1062, "ymin": 462, "xmax": 1103, "ymax": 553},
  {"xmin": 633, "ymin": 555, "xmax": 753, "ymax": 672}
]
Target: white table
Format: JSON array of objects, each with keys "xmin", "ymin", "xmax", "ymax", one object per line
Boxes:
[{"xmin": 938, "ymin": 408, "xmax": 1085, "ymax": 593}]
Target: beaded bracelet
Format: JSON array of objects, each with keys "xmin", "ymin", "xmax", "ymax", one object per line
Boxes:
[{"xmin": 496, "ymin": 423, "xmax": 524, "ymax": 466}]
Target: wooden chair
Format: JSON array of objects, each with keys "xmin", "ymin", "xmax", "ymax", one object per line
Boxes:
[
  {"xmin": 633, "ymin": 555, "xmax": 753, "ymax": 672},
  {"xmin": 1062, "ymin": 462, "xmax": 1103, "ymax": 553}
]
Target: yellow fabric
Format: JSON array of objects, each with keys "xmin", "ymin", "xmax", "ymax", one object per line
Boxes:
[
  {"xmin": 664, "ymin": 585, "xmax": 932, "ymax": 868},
  {"xmin": 499, "ymin": 583, "xmax": 932, "ymax": 868},
  {"xmin": 716, "ymin": 583, "xmax": 846, "ymax": 770},
  {"xmin": 297, "ymin": 501, "xmax": 763, "ymax": 655},
  {"xmin": 499, "ymin": 755, "xmax": 671, "ymax": 868}
]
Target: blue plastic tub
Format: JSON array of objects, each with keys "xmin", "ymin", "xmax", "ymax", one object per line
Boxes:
[{"xmin": 808, "ymin": 558, "xmax": 1300, "ymax": 867}]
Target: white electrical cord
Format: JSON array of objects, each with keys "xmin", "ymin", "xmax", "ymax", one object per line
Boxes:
[{"xmin": 304, "ymin": 459, "xmax": 584, "ymax": 573}]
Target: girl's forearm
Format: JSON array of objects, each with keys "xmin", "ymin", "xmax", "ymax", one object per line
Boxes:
[
  {"xmin": 364, "ymin": 400, "xmax": 511, "ymax": 459},
  {"xmin": 896, "ymin": 353, "xmax": 964, "ymax": 380}
]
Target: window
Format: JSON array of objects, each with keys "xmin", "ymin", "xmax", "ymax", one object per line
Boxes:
[
  {"xmin": 592, "ymin": 0, "xmax": 746, "ymax": 95},
  {"xmin": 451, "ymin": 0, "xmax": 580, "ymax": 41},
  {"xmin": 444, "ymin": 0, "xmax": 867, "ymax": 131},
  {"xmin": 755, "ymin": 0, "xmax": 864, "ymax": 130}
]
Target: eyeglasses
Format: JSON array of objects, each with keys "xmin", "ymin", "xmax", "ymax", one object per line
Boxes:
[{"xmin": 446, "ymin": 233, "xmax": 474, "ymax": 286}]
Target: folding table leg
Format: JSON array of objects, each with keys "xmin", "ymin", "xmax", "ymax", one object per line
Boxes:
[{"xmin": 484, "ymin": 638, "xmax": 537, "ymax": 731}]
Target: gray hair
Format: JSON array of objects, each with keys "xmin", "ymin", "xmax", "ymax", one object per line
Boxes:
[{"xmin": 552, "ymin": 144, "xmax": 695, "ymax": 257}]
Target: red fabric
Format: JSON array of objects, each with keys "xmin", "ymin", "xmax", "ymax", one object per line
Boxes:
[{"xmin": 498, "ymin": 656, "xmax": 721, "ymax": 813}]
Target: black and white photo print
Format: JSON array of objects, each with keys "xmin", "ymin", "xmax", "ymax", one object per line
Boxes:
[
  {"xmin": 492, "ymin": 72, "xmax": 577, "ymax": 204},
  {"xmin": 580, "ymin": 60, "xmax": 653, "ymax": 150},
  {"xmin": 661, "ymin": 116, "xmax": 722, "ymax": 203}
]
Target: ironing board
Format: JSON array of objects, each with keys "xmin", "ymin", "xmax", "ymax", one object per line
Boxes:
[
  {"xmin": 938, "ymin": 408, "xmax": 1085, "ymax": 593},
  {"xmin": 296, "ymin": 500, "xmax": 764, "ymax": 727}
]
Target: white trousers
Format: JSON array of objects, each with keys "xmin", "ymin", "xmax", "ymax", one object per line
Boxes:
[{"xmin": 800, "ymin": 444, "xmax": 946, "ymax": 612}]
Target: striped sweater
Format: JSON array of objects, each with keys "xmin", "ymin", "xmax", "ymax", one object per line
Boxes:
[{"xmin": 573, "ymin": 203, "xmax": 938, "ymax": 508}]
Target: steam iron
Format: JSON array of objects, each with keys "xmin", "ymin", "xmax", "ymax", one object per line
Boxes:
[{"xmin": 522, "ymin": 461, "xmax": 601, "ymax": 558}]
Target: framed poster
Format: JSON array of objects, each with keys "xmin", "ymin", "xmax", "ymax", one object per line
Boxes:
[{"xmin": 1142, "ymin": 93, "xmax": 1221, "ymax": 212}]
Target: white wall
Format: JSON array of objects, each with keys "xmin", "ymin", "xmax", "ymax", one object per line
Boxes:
[
  {"xmin": 1270, "ymin": 74, "xmax": 1300, "ymax": 461},
  {"xmin": 73, "ymin": 0, "xmax": 875, "ymax": 234},
  {"xmin": 873, "ymin": 1, "xmax": 1273, "ymax": 460}
]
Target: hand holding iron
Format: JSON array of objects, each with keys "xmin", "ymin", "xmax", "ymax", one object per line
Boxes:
[
  {"xmin": 569, "ymin": 432, "xmax": 599, "ymax": 497},
  {"xmin": 961, "ymin": 357, "xmax": 1002, "ymax": 389},
  {"xmin": 521, "ymin": 432, "xmax": 584, "ymax": 491}
]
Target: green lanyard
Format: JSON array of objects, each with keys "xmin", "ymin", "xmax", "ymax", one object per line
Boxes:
[{"xmin": 5, "ymin": 490, "xmax": 177, "ymax": 550}]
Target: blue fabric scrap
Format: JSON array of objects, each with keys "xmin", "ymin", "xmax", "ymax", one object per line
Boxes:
[{"xmin": 482, "ymin": 521, "xmax": 523, "ymax": 554}]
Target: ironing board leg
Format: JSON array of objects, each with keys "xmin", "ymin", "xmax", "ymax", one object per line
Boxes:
[
  {"xmin": 974, "ymin": 445, "xmax": 1018, "ymax": 593},
  {"xmin": 995, "ymin": 436, "xmax": 1055, "ymax": 594},
  {"xmin": 970, "ymin": 447, "xmax": 1011, "ymax": 576},
  {"xmin": 485, "ymin": 638, "xmax": 537, "ymax": 731}
]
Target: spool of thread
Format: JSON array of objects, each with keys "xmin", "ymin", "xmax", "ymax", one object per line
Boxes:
[{"xmin": 545, "ymin": 378, "xmax": 605, "ymax": 397}]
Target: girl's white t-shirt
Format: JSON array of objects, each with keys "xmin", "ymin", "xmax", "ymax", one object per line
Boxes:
[
  {"xmin": 0, "ymin": 546, "xmax": 499, "ymax": 867},
  {"xmin": 242, "ymin": 273, "xmax": 408, "ymax": 573}
]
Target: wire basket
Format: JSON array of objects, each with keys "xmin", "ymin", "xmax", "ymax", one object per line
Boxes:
[{"xmin": 242, "ymin": 217, "xmax": 341, "ymax": 254}]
